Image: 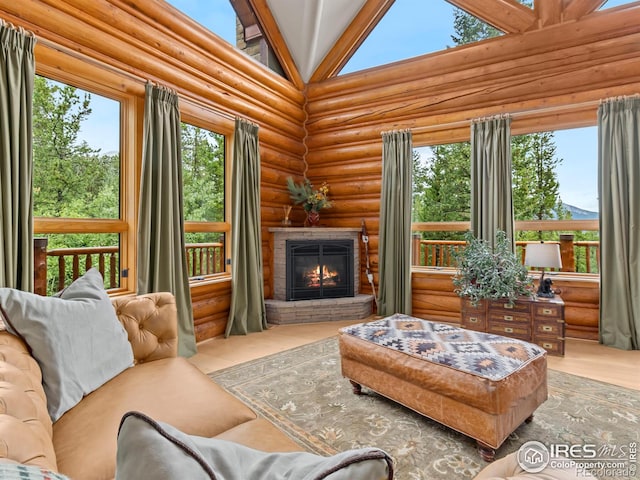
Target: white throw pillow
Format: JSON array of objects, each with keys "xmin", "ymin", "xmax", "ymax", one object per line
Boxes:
[
  {"xmin": 116, "ymin": 411, "xmax": 394, "ymax": 480},
  {"xmin": 0, "ymin": 268, "xmax": 134, "ymax": 421}
]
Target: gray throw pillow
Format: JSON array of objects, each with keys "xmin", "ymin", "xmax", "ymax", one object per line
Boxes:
[
  {"xmin": 0, "ymin": 268, "xmax": 134, "ymax": 421},
  {"xmin": 116, "ymin": 411, "xmax": 394, "ymax": 480}
]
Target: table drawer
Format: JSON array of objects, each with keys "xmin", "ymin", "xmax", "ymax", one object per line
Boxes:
[
  {"xmin": 534, "ymin": 321, "xmax": 563, "ymax": 336},
  {"xmin": 461, "ymin": 299, "xmax": 485, "ymax": 313},
  {"xmin": 488, "ymin": 322, "xmax": 531, "ymax": 339},
  {"xmin": 488, "ymin": 312, "xmax": 530, "ymax": 324},
  {"xmin": 533, "ymin": 304, "xmax": 563, "ymax": 318},
  {"xmin": 534, "ymin": 337, "xmax": 564, "ymax": 356},
  {"xmin": 488, "ymin": 300, "xmax": 530, "ymax": 313},
  {"xmin": 461, "ymin": 313, "xmax": 486, "ymax": 331}
]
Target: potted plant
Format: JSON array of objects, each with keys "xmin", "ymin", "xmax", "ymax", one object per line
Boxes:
[
  {"xmin": 453, "ymin": 230, "xmax": 534, "ymax": 306},
  {"xmin": 286, "ymin": 177, "xmax": 332, "ymax": 227}
]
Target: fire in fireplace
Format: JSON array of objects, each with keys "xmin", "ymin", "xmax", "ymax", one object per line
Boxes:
[{"xmin": 286, "ymin": 239, "xmax": 354, "ymax": 301}]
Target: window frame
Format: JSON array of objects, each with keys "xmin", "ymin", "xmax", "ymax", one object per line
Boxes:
[
  {"xmin": 411, "ymin": 115, "xmax": 600, "ymax": 278},
  {"xmin": 33, "ymin": 47, "xmax": 142, "ymax": 294},
  {"xmin": 180, "ymin": 102, "xmax": 234, "ymax": 281}
]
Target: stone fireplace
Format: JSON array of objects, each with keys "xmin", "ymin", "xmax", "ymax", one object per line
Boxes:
[{"xmin": 266, "ymin": 227, "xmax": 373, "ymax": 324}]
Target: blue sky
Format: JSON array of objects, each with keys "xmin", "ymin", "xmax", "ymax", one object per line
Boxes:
[{"xmin": 81, "ymin": 0, "xmax": 632, "ymax": 213}]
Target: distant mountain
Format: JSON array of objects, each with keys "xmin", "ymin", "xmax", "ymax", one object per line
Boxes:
[{"xmin": 562, "ymin": 203, "xmax": 598, "ymax": 220}]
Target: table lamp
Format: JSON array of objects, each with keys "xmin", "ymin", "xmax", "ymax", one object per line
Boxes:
[{"xmin": 524, "ymin": 242, "xmax": 562, "ymax": 298}]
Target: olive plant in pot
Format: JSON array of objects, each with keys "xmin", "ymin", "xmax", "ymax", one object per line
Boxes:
[{"xmin": 453, "ymin": 230, "xmax": 534, "ymax": 306}]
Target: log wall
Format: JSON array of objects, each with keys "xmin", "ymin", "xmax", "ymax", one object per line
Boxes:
[{"xmin": 304, "ymin": 5, "xmax": 640, "ymax": 340}]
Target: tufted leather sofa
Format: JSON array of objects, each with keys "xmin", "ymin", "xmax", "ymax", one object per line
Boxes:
[{"xmin": 0, "ymin": 292, "xmax": 300, "ymax": 479}]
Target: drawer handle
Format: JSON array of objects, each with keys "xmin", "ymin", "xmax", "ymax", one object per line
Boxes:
[
  {"xmin": 504, "ymin": 315, "xmax": 513, "ymax": 321},
  {"xmin": 542, "ymin": 325, "xmax": 553, "ymax": 332},
  {"xmin": 543, "ymin": 342, "xmax": 553, "ymax": 349},
  {"xmin": 504, "ymin": 327, "xmax": 514, "ymax": 333},
  {"xmin": 469, "ymin": 317, "xmax": 478, "ymax": 323},
  {"xmin": 504, "ymin": 304, "xmax": 514, "ymax": 309},
  {"xmin": 542, "ymin": 308, "xmax": 553, "ymax": 315}
]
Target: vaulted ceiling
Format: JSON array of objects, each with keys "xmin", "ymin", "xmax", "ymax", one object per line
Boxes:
[{"xmin": 238, "ymin": 0, "xmax": 612, "ymax": 88}]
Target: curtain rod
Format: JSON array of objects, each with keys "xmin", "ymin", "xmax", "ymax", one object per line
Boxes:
[
  {"xmin": 409, "ymin": 99, "xmax": 602, "ymax": 135},
  {"xmin": 37, "ymin": 36, "xmax": 236, "ymax": 122}
]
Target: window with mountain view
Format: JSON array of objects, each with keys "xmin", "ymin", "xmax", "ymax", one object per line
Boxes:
[{"xmin": 412, "ymin": 126, "xmax": 600, "ymax": 275}]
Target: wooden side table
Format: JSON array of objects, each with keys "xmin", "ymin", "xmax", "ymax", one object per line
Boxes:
[{"xmin": 461, "ymin": 296, "xmax": 565, "ymax": 356}]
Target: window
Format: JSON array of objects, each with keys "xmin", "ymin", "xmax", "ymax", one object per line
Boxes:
[
  {"xmin": 341, "ymin": 2, "xmax": 503, "ymax": 76},
  {"xmin": 411, "ymin": 127, "xmax": 599, "ymax": 275},
  {"xmin": 412, "ymin": 142, "xmax": 470, "ymax": 267},
  {"xmin": 512, "ymin": 128, "xmax": 599, "ymax": 274},
  {"xmin": 181, "ymin": 122, "xmax": 228, "ymax": 279},
  {"xmin": 32, "ymin": 75, "xmax": 129, "ymax": 295}
]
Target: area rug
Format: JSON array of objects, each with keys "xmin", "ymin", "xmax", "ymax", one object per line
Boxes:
[{"xmin": 210, "ymin": 337, "xmax": 639, "ymax": 480}]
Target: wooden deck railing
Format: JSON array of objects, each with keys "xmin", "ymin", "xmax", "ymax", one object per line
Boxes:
[
  {"xmin": 46, "ymin": 245, "xmax": 119, "ymax": 292},
  {"xmin": 185, "ymin": 242, "xmax": 225, "ymax": 278},
  {"xmin": 33, "ymin": 239, "xmax": 225, "ymax": 295},
  {"xmin": 412, "ymin": 236, "xmax": 600, "ymax": 274}
]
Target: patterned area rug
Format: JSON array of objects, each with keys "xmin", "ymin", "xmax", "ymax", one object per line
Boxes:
[{"xmin": 210, "ymin": 337, "xmax": 639, "ymax": 480}]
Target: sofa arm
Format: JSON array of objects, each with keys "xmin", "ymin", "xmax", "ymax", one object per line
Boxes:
[{"xmin": 112, "ymin": 293, "xmax": 178, "ymax": 363}]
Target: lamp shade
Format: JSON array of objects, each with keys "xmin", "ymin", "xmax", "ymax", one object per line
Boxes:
[{"xmin": 524, "ymin": 242, "xmax": 562, "ymax": 269}]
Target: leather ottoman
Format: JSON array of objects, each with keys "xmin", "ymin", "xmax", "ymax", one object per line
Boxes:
[{"xmin": 339, "ymin": 313, "xmax": 548, "ymax": 461}]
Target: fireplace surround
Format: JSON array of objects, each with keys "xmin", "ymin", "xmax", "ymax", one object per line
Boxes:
[
  {"xmin": 286, "ymin": 239, "xmax": 354, "ymax": 301},
  {"xmin": 266, "ymin": 227, "xmax": 373, "ymax": 324}
]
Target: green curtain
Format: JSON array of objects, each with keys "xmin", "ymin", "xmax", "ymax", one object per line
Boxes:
[
  {"xmin": 378, "ymin": 130, "xmax": 413, "ymax": 316},
  {"xmin": 0, "ymin": 22, "xmax": 35, "ymax": 291},
  {"xmin": 226, "ymin": 118, "xmax": 267, "ymax": 336},
  {"xmin": 598, "ymin": 96, "xmax": 640, "ymax": 350},
  {"xmin": 138, "ymin": 82, "xmax": 196, "ymax": 357},
  {"xmin": 470, "ymin": 116, "xmax": 515, "ymax": 249}
]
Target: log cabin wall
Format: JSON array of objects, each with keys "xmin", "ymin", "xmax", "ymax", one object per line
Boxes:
[
  {"xmin": 304, "ymin": 4, "xmax": 640, "ymax": 341},
  {"xmin": 3, "ymin": 2, "xmax": 638, "ymax": 341},
  {"xmin": 0, "ymin": 0, "xmax": 305, "ymax": 340}
]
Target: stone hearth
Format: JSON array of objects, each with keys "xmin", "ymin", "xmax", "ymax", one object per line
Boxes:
[{"xmin": 266, "ymin": 227, "xmax": 373, "ymax": 324}]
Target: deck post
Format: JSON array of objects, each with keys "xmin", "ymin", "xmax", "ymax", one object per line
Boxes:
[
  {"xmin": 34, "ymin": 238, "xmax": 48, "ymax": 295},
  {"xmin": 559, "ymin": 234, "xmax": 575, "ymax": 272}
]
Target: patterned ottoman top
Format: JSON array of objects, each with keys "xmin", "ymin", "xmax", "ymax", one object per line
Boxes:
[{"xmin": 340, "ymin": 313, "xmax": 546, "ymax": 381}]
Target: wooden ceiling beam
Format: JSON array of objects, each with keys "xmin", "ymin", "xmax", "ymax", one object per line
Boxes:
[
  {"xmin": 249, "ymin": 0, "xmax": 304, "ymax": 89},
  {"xmin": 309, "ymin": 0, "xmax": 394, "ymax": 83},
  {"xmin": 534, "ymin": 0, "xmax": 563, "ymax": 27},
  {"xmin": 448, "ymin": 0, "xmax": 537, "ymax": 33}
]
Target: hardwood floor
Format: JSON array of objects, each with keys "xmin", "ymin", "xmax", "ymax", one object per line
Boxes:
[{"xmin": 189, "ymin": 318, "xmax": 640, "ymax": 391}]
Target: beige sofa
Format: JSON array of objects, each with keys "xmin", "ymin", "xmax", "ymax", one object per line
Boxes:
[{"xmin": 0, "ymin": 292, "xmax": 300, "ymax": 479}]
